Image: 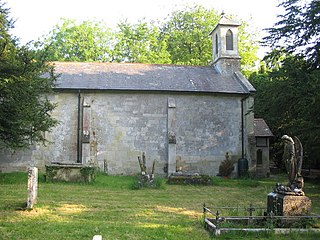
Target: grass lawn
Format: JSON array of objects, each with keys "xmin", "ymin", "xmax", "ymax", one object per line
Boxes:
[{"xmin": 0, "ymin": 172, "xmax": 319, "ymax": 240}]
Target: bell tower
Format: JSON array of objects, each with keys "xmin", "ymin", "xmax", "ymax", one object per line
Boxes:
[{"xmin": 210, "ymin": 13, "xmax": 241, "ymax": 75}]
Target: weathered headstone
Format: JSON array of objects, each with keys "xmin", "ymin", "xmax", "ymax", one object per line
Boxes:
[{"xmin": 27, "ymin": 167, "xmax": 38, "ymax": 209}]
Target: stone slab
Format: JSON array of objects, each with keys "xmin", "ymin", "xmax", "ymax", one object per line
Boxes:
[
  {"xmin": 46, "ymin": 164, "xmax": 95, "ymax": 182},
  {"xmin": 267, "ymin": 192, "xmax": 312, "ymax": 216}
]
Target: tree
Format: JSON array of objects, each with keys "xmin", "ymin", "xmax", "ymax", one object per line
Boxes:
[
  {"xmin": 0, "ymin": 1, "xmax": 57, "ymax": 149},
  {"xmin": 41, "ymin": 5, "xmax": 259, "ymax": 74},
  {"xmin": 263, "ymin": 0, "xmax": 320, "ymax": 69},
  {"xmin": 238, "ymin": 21, "xmax": 260, "ymax": 76},
  {"xmin": 160, "ymin": 5, "xmax": 259, "ymax": 72},
  {"xmin": 160, "ymin": 5, "xmax": 219, "ymax": 66},
  {"xmin": 251, "ymin": 53, "xmax": 320, "ymax": 168},
  {"xmin": 43, "ymin": 19, "xmax": 114, "ymax": 62},
  {"xmin": 250, "ymin": 0, "xmax": 320, "ymax": 168},
  {"xmin": 112, "ymin": 20, "xmax": 171, "ymax": 64}
]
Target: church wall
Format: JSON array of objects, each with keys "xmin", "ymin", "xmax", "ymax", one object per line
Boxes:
[
  {"xmin": 88, "ymin": 92, "xmax": 168, "ymax": 175},
  {"xmin": 0, "ymin": 93, "xmax": 78, "ymax": 172},
  {"xmin": 174, "ymin": 95, "xmax": 242, "ymax": 175},
  {"xmin": 0, "ymin": 91, "xmax": 244, "ymax": 176}
]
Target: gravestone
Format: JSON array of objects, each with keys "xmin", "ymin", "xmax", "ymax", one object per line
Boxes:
[
  {"xmin": 267, "ymin": 192, "xmax": 311, "ymax": 216},
  {"xmin": 27, "ymin": 167, "xmax": 38, "ymax": 209}
]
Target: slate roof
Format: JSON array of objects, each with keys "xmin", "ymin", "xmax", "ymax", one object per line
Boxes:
[
  {"xmin": 52, "ymin": 62, "xmax": 255, "ymax": 94},
  {"xmin": 210, "ymin": 14, "xmax": 241, "ymax": 35},
  {"xmin": 254, "ymin": 118, "xmax": 274, "ymax": 137}
]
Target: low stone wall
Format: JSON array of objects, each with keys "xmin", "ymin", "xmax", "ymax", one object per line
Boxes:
[{"xmin": 45, "ymin": 164, "xmax": 96, "ymax": 182}]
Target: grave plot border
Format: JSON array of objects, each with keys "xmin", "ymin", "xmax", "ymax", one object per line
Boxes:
[{"xmin": 203, "ymin": 204, "xmax": 320, "ymax": 236}]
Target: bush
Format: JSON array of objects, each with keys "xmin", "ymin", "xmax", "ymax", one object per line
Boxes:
[{"xmin": 131, "ymin": 175, "xmax": 165, "ymax": 190}]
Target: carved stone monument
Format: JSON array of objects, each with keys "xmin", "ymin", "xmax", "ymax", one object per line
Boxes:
[
  {"xmin": 27, "ymin": 167, "xmax": 38, "ymax": 209},
  {"xmin": 267, "ymin": 135, "xmax": 312, "ymax": 216}
]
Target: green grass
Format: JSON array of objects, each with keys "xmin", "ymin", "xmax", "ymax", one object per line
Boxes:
[{"xmin": 0, "ymin": 172, "xmax": 319, "ymax": 240}]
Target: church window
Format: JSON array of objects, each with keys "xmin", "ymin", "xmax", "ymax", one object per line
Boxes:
[
  {"xmin": 226, "ymin": 29, "xmax": 233, "ymax": 50},
  {"xmin": 257, "ymin": 149, "xmax": 263, "ymax": 164},
  {"xmin": 215, "ymin": 34, "xmax": 218, "ymax": 54},
  {"xmin": 256, "ymin": 137, "xmax": 267, "ymax": 147}
]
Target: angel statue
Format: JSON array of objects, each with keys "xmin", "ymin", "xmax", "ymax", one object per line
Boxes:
[{"xmin": 277, "ymin": 135, "xmax": 304, "ymax": 195}]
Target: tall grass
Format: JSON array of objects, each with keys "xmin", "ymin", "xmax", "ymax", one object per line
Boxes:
[{"xmin": 0, "ymin": 172, "xmax": 319, "ymax": 240}]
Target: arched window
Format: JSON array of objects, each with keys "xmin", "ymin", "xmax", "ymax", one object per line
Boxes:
[
  {"xmin": 215, "ymin": 34, "xmax": 218, "ymax": 54},
  {"xmin": 226, "ymin": 29, "xmax": 233, "ymax": 50}
]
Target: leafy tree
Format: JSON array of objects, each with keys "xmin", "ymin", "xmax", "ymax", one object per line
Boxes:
[
  {"xmin": 0, "ymin": 1, "xmax": 57, "ymax": 149},
  {"xmin": 160, "ymin": 5, "xmax": 219, "ymax": 66},
  {"xmin": 112, "ymin": 21, "xmax": 171, "ymax": 64},
  {"xmin": 251, "ymin": 53, "xmax": 320, "ymax": 168},
  {"xmin": 160, "ymin": 5, "xmax": 259, "ymax": 72},
  {"xmin": 251, "ymin": 0, "xmax": 320, "ymax": 168},
  {"xmin": 43, "ymin": 19, "xmax": 114, "ymax": 62},
  {"xmin": 238, "ymin": 21, "xmax": 260, "ymax": 76},
  {"xmin": 42, "ymin": 5, "xmax": 259, "ymax": 74},
  {"xmin": 264, "ymin": 0, "xmax": 320, "ymax": 69}
]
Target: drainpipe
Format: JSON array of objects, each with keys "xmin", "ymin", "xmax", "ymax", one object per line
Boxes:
[
  {"xmin": 77, "ymin": 90, "xmax": 82, "ymax": 163},
  {"xmin": 238, "ymin": 95, "xmax": 250, "ymax": 177},
  {"xmin": 241, "ymin": 97, "xmax": 245, "ymax": 159},
  {"xmin": 240, "ymin": 95, "xmax": 250, "ymax": 158}
]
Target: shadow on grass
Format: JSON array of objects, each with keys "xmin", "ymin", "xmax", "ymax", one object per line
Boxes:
[
  {"xmin": 0, "ymin": 172, "xmax": 28, "ymax": 184},
  {"xmin": 211, "ymin": 176, "xmax": 262, "ymax": 188}
]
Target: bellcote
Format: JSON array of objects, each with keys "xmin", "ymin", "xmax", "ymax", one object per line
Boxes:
[{"xmin": 210, "ymin": 13, "xmax": 241, "ymax": 75}]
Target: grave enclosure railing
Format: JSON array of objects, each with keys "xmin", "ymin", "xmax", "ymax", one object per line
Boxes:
[{"xmin": 203, "ymin": 203, "xmax": 320, "ymax": 236}]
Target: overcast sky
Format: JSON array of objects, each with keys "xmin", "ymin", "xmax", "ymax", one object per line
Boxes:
[{"xmin": 7, "ymin": 0, "xmax": 282, "ymax": 56}]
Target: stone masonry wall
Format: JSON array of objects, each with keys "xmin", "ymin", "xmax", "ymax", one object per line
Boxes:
[
  {"xmin": 0, "ymin": 91, "xmax": 244, "ymax": 176},
  {"xmin": 175, "ymin": 95, "xmax": 242, "ymax": 175}
]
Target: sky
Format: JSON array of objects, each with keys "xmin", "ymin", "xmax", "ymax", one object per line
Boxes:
[{"xmin": 6, "ymin": 0, "xmax": 283, "ymax": 56}]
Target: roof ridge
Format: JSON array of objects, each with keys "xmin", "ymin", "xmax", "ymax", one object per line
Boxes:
[{"xmin": 51, "ymin": 61, "xmax": 211, "ymax": 69}]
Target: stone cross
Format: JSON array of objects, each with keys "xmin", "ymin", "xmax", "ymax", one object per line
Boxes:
[
  {"xmin": 246, "ymin": 203, "xmax": 255, "ymax": 216},
  {"xmin": 27, "ymin": 167, "xmax": 38, "ymax": 209}
]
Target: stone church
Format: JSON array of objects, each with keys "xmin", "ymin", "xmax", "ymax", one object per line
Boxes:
[{"xmin": 0, "ymin": 15, "xmax": 264, "ymax": 177}]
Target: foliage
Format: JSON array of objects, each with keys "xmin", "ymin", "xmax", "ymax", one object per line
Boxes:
[
  {"xmin": 238, "ymin": 21, "xmax": 260, "ymax": 77},
  {"xmin": 218, "ymin": 161, "xmax": 234, "ymax": 177},
  {"xmin": 43, "ymin": 18, "xmax": 114, "ymax": 62},
  {"xmin": 160, "ymin": 5, "xmax": 259, "ymax": 72},
  {"xmin": 218, "ymin": 154, "xmax": 236, "ymax": 177},
  {"xmin": 250, "ymin": 0, "xmax": 320, "ymax": 168},
  {"xmin": 251, "ymin": 54, "xmax": 320, "ymax": 168},
  {"xmin": 41, "ymin": 5, "xmax": 259, "ymax": 75},
  {"xmin": 160, "ymin": 5, "xmax": 219, "ymax": 66},
  {"xmin": 263, "ymin": 0, "xmax": 320, "ymax": 69},
  {"xmin": 0, "ymin": 1, "xmax": 57, "ymax": 149},
  {"xmin": 131, "ymin": 175, "xmax": 165, "ymax": 190},
  {"xmin": 0, "ymin": 172, "xmax": 319, "ymax": 239},
  {"xmin": 112, "ymin": 21, "xmax": 171, "ymax": 64}
]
